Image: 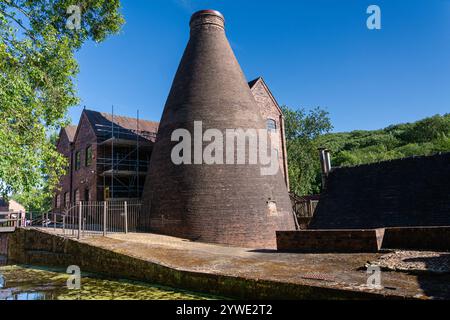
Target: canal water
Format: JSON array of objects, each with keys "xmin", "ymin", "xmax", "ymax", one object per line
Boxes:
[{"xmin": 0, "ymin": 259, "xmax": 221, "ymax": 300}]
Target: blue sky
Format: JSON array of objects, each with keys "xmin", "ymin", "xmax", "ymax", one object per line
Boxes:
[{"xmin": 71, "ymin": 0, "xmax": 450, "ymax": 132}]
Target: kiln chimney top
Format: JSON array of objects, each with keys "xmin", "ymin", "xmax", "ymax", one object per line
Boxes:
[{"xmin": 189, "ymin": 9, "xmax": 225, "ymax": 31}]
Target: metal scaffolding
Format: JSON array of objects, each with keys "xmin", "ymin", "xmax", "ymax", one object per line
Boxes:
[{"xmin": 95, "ymin": 106, "xmax": 154, "ymax": 201}]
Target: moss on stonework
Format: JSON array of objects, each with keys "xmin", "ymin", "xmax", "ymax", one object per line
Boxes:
[{"xmin": 0, "ymin": 265, "xmax": 224, "ymax": 300}]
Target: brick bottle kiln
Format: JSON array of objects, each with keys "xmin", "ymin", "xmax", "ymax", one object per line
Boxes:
[{"xmin": 141, "ymin": 10, "xmax": 296, "ymax": 248}]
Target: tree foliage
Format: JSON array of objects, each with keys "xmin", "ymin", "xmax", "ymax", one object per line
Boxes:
[
  {"xmin": 282, "ymin": 106, "xmax": 333, "ymax": 196},
  {"xmin": 284, "ymin": 109, "xmax": 450, "ymax": 196},
  {"xmin": 317, "ymin": 114, "xmax": 450, "ymax": 167},
  {"xmin": 0, "ymin": 0, "xmax": 124, "ymax": 210}
]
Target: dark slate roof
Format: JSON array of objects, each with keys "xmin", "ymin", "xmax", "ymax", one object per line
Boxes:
[
  {"xmin": 309, "ymin": 152, "xmax": 450, "ymax": 229},
  {"xmin": 248, "ymin": 77, "xmax": 262, "ymax": 89},
  {"xmin": 83, "ymin": 109, "xmax": 159, "ymax": 142}
]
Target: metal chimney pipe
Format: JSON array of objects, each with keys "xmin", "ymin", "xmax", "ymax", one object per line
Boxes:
[
  {"xmin": 318, "ymin": 148, "xmax": 327, "ymax": 189},
  {"xmin": 324, "ymin": 149, "xmax": 332, "ymax": 174}
]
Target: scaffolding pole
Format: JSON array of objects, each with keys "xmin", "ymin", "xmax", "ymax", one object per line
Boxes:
[
  {"xmin": 136, "ymin": 110, "xmax": 140, "ymax": 199},
  {"xmin": 111, "ymin": 105, "xmax": 114, "ymax": 201}
]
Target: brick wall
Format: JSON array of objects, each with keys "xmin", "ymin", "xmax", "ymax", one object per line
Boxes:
[
  {"xmin": 141, "ymin": 12, "xmax": 296, "ymax": 249},
  {"xmin": 72, "ymin": 113, "xmax": 98, "ymax": 203},
  {"xmin": 383, "ymin": 227, "xmax": 450, "ymax": 251},
  {"xmin": 54, "ymin": 113, "xmax": 98, "ymax": 211},
  {"xmin": 276, "ymin": 230, "xmax": 383, "ymax": 253},
  {"xmin": 310, "ymin": 153, "xmax": 450, "ymax": 229},
  {"xmin": 5, "ymin": 228, "xmax": 388, "ymax": 299},
  {"xmin": 250, "ymin": 79, "xmax": 289, "ymax": 185},
  {"xmin": 54, "ymin": 129, "xmax": 72, "ymax": 210}
]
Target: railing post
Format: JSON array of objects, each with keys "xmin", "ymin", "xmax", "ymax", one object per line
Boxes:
[
  {"xmin": 54, "ymin": 212, "xmax": 57, "ymax": 231},
  {"xmin": 78, "ymin": 201, "xmax": 82, "ymax": 239},
  {"xmin": 124, "ymin": 201, "xmax": 128, "ymax": 234},
  {"xmin": 103, "ymin": 201, "xmax": 107, "ymax": 236},
  {"xmin": 63, "ymin": 215, "xmax": 66, "ymax": 235},
  {"xmin": 30, "ymin": 212, "xmax": 33, "ymax": 226}
]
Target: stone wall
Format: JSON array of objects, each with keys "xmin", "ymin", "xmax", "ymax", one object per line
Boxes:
[
  {"xmin": 276, "ymin": 230, "xmax": 384, "ymax": 253},
  {"xmin": 310, "ymin": 153, "xmax": 450, "ymax": 230}
]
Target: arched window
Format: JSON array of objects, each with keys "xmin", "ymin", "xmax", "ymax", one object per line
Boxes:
[{"xmin": 267, "ymin": 119, "xmax": 277, "ymax": 132}]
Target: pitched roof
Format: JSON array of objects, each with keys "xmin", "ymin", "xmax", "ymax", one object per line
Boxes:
[
  {"xmin": 64, "ymin": 125, "xmax": 78, "ymax": 143},
  {"xmin": 82, "ymin": 109, "xmax": 159, "ymax": 142},
  {"xmin": 248, "ymin": 77, "xmax": 262, "ymax": 89},
  {"xmin": 248, "ymin": 76, "xmax": 283, "ymax": 115}
]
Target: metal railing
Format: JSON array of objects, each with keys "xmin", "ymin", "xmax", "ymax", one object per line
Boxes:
[
  {"xmin": 0, "ymin": 211, "xmax": 26, "ymax": 230},
  {"xmin": 37, "ymin": 200, "xmax": 142, "ymax": 239}
]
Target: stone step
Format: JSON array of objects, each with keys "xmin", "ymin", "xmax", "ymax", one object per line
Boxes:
[{"xmin": 0, "ymin": 227, "xmax": 15, "ymax": 233}]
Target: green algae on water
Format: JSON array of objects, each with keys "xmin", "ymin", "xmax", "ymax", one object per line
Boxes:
[{"xmin": 0, "ymin": 265, "xmax": 222, "ymax": 300}]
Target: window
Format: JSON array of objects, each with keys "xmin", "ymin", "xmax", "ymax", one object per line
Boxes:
[
  {"xmin": 75, "ymin": 151, "xmax": 81, "ymax": 170},
  {"xmin": 84, "ymin": 188, "xmax": 90, "ymax": 201},
  {"xmin": 267, "ymin": 119, "xmax": 277, "ymax": 132},
  {"xmin": 74, "ymin": 189, "xmax": 80, "ymax": 203},
  {"xmin": 85, "ymin": 146, "xmax": 92, "ymax": 166},
  {"xmin": 64, "ymin": 192, "xmax": 70, "ymax": 207},
  {"xmin": 56, "ymin": 194, "xmax": 61, "ymax": 208}
]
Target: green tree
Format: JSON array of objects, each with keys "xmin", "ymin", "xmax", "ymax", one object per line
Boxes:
[
  {"xmin": 0, "ymin": 0, "xmax": 124, "ymax": 209},
  {"xmin": 282, "ymin": 106, "xmax": 333, "ymax": 196}
]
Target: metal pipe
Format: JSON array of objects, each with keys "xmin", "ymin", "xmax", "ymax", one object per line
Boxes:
[
  {"xmin": 124, "ymin": 201, "xmax": 128, "ymax": 234},
  {"xmin": 78, "ymin": 201, "xmax": 82, "ymax": 239},
  {"xmin": 324, "ymin": 149, "xmax": 332, "ymax": 174},
  {"xmin": 318, "ymin": 148, "xmax": 327, "ymax": 189},
  {"xmin": 103, "ymin": 201, "xmax": 107, "ymax": 236}
]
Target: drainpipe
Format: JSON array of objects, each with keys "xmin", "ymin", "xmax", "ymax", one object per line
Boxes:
[{"xmin": 279, "ymin": 114, "xmax": 290, "ymax": 191}]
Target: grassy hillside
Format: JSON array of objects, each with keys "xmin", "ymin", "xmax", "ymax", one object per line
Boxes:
[{"xmin": 317, "ymin": 114, "xmax": 450, "ymax": 168}]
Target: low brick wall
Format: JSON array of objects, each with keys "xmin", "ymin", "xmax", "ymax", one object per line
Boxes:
[
  {"xmin": 4, "ymin": 228, "xmax": 390, "ymax": 300},
  {"xmin": 276, "ymin": 229, "xmax": 384, "ymax": 253},
  {"xmin": 383, "ymin": 227, "xmax": 450, "ymax": 251}
]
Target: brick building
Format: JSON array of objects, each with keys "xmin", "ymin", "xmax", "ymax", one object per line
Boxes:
[
  {"xmin": 53, "ymin": 109, "xmax": 159, "ymax": 211},
  {"xmin": 54, "ymin": 78, "xmax": 289, "ymax": 212}
]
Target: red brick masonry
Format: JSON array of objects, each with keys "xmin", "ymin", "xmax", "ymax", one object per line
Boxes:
[
  {"xmin": 276, "ymin": 229, "xmax": 384, "ymax": 253},
  {"xmin": 382, "ymin": 226, "xmax": 450, "ymax": 252},
  {"xmin": 277, "ymin": 227, "xmax": 450, "ymax": 253}
]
